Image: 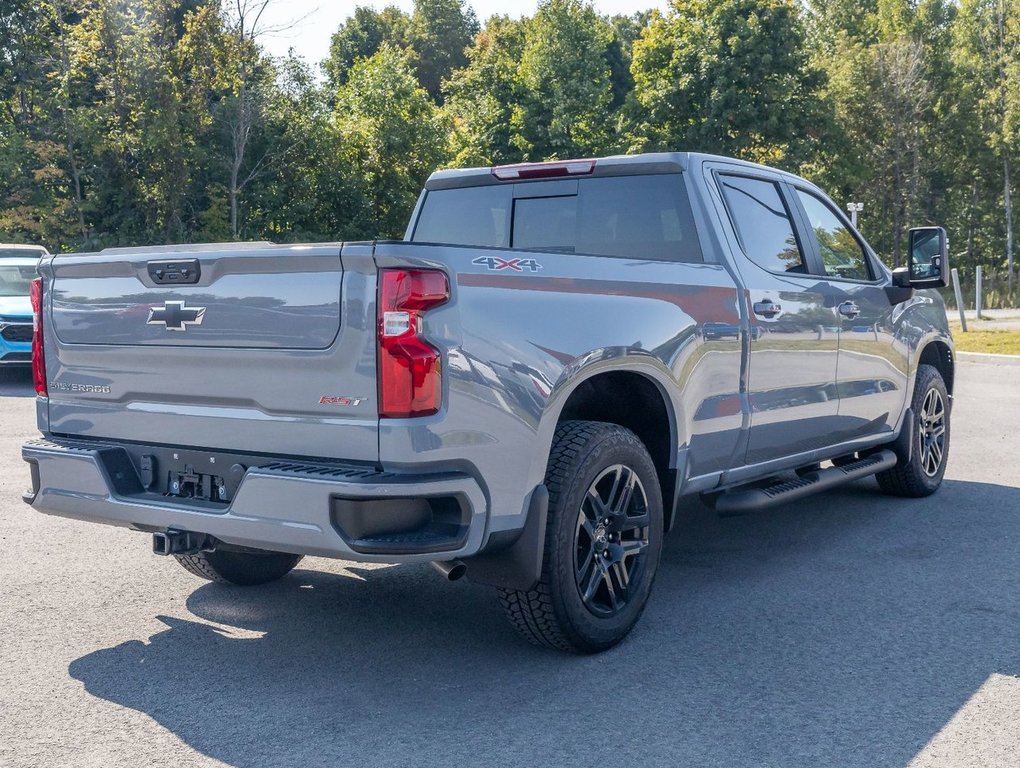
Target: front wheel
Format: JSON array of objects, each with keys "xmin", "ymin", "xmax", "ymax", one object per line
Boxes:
[
  {"xmin": 877, "ymin": 363, "xmax": 950, "ymax": 497},
  {"xmin": 499, "ymin": 421, "xmax": 663, "ymax": 653}
]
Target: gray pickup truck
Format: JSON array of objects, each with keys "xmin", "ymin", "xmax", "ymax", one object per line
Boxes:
[{"xmin": 22, "ymin": 153, "xmax": 953, "ymax": 653}]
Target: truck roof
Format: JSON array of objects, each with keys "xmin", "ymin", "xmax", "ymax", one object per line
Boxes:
[
  {"xmin": 424, "ymin": 152, "xmax": 802, "ymax": 191},
  {"xmin": 0, "ymin": 243, "xmax": 49, "ymax": 258}
]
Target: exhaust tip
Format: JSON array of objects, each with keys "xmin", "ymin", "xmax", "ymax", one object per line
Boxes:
[{"xmin": 431, "ymin": 559, "xmax": 467, "ymax": 582}]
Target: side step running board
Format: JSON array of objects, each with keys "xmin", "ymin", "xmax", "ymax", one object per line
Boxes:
[{"xmin": 712, "ymin": 449, "xmax": 898, "ymax": 516}]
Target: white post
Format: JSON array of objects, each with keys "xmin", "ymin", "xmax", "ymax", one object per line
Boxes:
[
  {"xmin": 847, "ymin": 202, "xmax": 863, "ymax": 229},
  {"xmin": 952, "ymin": 267, "xmax": 968, "ymax": 332},
  {"xmin": 976, "ymin": 266, "xmax": 983, "ymax": 320}
]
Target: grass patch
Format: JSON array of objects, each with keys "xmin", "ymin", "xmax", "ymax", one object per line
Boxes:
[{"xmin": 948, "ymin": 325, "xmax": 1020, "ymax": 355}]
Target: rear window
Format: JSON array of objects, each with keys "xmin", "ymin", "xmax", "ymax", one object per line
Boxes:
[
  {"xmin": 412, "ymin": 174, "xmax": 702, "ymax": 262},
  {"xmin": 0, "ymin": 248, "xmax": 44, "ymax": 259},
  {"xmin": 411, "ymin": 186, "xmax": 512, "ymax": 248},
  {"xmin": 0, "ymin": 264, "xmax": 35, "ymax": 297}
]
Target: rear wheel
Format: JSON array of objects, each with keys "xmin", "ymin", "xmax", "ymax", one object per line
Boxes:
[
  {"xmin": 877, "ymin": 363, "xmax": 950, "ymax": 497},
  {"xmin": 174, "ymin": 548, "xmax": 303, "ymax": 586},
  {"xmin": 499, "ymin": 421, "xmax": 663, "ymax": 653}
]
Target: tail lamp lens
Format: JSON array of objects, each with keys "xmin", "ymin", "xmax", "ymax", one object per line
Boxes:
[
  {"xmin": 30, "ymin": 277, "xmax": 47, "ymax": 396},
  {"xmin": 377, "ymin": 269, "xmax": 449, "ymax": 418}
]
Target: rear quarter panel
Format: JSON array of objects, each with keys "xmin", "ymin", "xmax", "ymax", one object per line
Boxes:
[{"xmin": 373, "ymin": 241, "xmax": 743, "ymax": 537}]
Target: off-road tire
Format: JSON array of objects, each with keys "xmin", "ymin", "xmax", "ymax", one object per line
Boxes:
[
  {"xmin": 499, "ymin": 420, "xmax": 663, "ymax": 653},
  {"xmin": 877, "ymin": 363, "xmax": 950, "ymax": 497},
  {"xmin": 174, "ymin": 548, "xmax": 303, "ymax": 586}
]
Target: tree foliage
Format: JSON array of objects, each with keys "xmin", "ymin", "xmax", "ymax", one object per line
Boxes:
[
  {"xmin": 445, "ymin": 0, "xmax": 619, "ymax": 164},
  {"xmin": 336, "ymin": 45, "xmax": 448, "ymax": 237},
  {"xmin": 631, "ymin": 0, "xmax": 825, "ymax": 165}
]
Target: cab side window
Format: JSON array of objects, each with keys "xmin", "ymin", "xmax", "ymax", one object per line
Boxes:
[
  {"xmin": 795, "ymin": 189, "xmax": 871, "ymax": 281},
  {"xmin": 719, "ymin": 175, "xmax": 805, "ymax": 274}
]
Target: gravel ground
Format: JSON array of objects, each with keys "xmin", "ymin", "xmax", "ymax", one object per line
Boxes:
[{"xmin": 1, "ymin": 362, "xmax": 1018, "ymax": 768}]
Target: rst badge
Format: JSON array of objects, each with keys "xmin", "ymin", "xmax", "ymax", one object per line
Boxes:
[
  {"xmin": 147, "ymin": 301, "xmax": 206, "ymax": 331},
  {"xmin": 319, "ymin": 396, "xmax": 366, "ymax": 406}
]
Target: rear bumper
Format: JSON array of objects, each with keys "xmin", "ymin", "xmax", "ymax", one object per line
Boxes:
[{"xmin": 22, "ymin": 437, "xmax": 489, "ymax": 563}]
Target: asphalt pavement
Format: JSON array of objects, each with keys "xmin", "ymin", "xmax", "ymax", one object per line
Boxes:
[{"xmin": 1, "ymin": 362, "xmax": 1018, "ymax": 768}]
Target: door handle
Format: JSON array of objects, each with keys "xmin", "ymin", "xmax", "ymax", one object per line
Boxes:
[
  {"xmin": 752, "ymin": 300, "xmax": 782, "ymax": 319},
  {"xmin": 838, "ymin": 301, "xmax": 861, "ymax": 320}
]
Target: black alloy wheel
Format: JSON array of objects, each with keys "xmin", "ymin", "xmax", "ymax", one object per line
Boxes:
[
  {"xmin": 574, "ymin": 464, "xmax": 651, "ymax": 618},
  {"xmin": 917, "ymin": 385, "xmax": 947, "ymax": 478},
  {"xmin": 499, "ymin": 420, "xmax": 663, "ymax": 653}
]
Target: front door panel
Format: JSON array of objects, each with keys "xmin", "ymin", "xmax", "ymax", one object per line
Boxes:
[
  {"xmin": 789, "ymin": 187, "xmax": 909, "ymax": 441},
  {"xmin": 835, "ymin": 283, "xmax": 908, "ymax": 438}
]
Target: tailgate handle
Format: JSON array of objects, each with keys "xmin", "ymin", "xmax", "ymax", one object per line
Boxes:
[{"xmin": 148, "ymin": 259, "xmax": 201, "ymax": 285}]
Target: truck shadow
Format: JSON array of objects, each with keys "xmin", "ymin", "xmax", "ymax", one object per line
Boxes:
[
  {"xmin": 69, "ymin": 478, "xmax": 1020, "ymax": 768},
  {"xmin": 0, "ymin": 366, "xmax": 33, "ymax": 397}
]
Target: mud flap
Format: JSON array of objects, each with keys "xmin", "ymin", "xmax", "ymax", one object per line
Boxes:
[
  {"xmin": 464, "ymin": 485, "xmax": 548, "ymax": 591},
  {"xmin": 888, "ymin": 406, "xmax": 915, "ymax": 465}
]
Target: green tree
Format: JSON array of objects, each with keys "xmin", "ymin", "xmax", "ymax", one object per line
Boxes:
[
  {"xmin": 444, "ymin": 1, "xmax": 619, "ymax": 164},
  {"xmin": 804, "ymin": 0, "xmax": 880, "ymax": 50},
  {"xmin": 631, "ymin": 0, "xmax": 825, "ymax": 166},
  {"xmin": 323, "ymin": 5, "xmax": 410, "ymax": 94},
  {"xmin": 955, "ymin": 0, "xmax": 1020, "ymax": 290},
  {"xmin": 606, "ymin": 12, "xmax": 651, "ymax": 110},
  {"xmin": 808, "ymin": 1, "xmax": 962, "ymax": 267},
  {"xmin": 0, "ymin": 0, "xmax": 80, "ymax": 247},
  {"xmin": 335, "ymin": 45, "xmax": 448, "ymax": 237},
  {"xmin": 512, "ymin": 0, "xmax": 618, "ymax": 159},
  {"xmin": 443, "ymin": 14, "xmax": 527, "ymax": 165},
  {"xmin": 408, "ymin": 0, "xmax": 479, "ymax": 103}
]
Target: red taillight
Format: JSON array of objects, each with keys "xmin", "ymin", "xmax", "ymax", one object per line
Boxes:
[
  {"xmin": 30, "ymin": 277, "xmax": 47, "ymax": 396},
  {"xmin": 377, "ymin": 269, "xmax": 449, "ymax": 418},
  {"xmin": 491, "ymin": 159, "xmax": 596, "ymax": 181}
]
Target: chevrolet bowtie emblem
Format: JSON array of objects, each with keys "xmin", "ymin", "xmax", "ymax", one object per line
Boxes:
[{"xmin": 147, "ymin": 301, "xmax": 206, "ymax": 331}]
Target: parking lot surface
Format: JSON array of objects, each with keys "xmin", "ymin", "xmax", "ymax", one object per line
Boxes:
[{"xmin": 1, "ymin": 361, "xmax": 1018, "ymax": 768}]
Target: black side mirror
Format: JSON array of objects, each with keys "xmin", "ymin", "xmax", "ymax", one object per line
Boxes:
[{"xmin": 906, "ymin": 226, "xmax": 949, "ymax": 288}]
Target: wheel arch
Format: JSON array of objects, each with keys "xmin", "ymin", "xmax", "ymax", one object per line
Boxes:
[
  {"xmin": 917, "ymin": 338, "xmax": 954, "ymax": 395},
  {"xmin": 541, "ymin": 365, "xmax": 680, "ymax": 531}
]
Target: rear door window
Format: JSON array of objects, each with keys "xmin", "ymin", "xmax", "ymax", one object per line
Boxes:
[{"xmin": 718, "ymin": 174, "xmax": 805, "ymax": 274}]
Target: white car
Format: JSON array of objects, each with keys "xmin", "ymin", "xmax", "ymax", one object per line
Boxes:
[
  {"xmin": 0, "ymin": 244, "xmax": 49, "ymax": 260},
  {"xmin": 0, "ymin": 256, "xmax": 38, "ymax": 365}
]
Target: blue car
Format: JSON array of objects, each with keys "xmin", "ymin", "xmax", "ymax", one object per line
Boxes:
[{"xmin": 0, "ymin": 258, "xmax": 38, "ymax": 365}]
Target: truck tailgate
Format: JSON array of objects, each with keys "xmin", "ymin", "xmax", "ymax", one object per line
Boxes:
[{"xmin": 41, "ymin": 243, "xmax": 379, "ymax": 462}]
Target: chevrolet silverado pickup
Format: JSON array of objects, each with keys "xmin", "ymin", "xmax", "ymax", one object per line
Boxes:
[{"xmin": 22, "ymin": 153, "xmax": 954, "ymax": 653}]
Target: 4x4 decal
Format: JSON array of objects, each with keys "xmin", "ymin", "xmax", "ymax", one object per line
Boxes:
[{"xmin": 472, "ymin": 255, "xmax": 542, "ymax": 272}]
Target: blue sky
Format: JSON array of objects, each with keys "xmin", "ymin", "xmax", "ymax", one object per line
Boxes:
[{"xmin": 256, "ymin": 1, "xmax": 669, "ymax": 69}]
